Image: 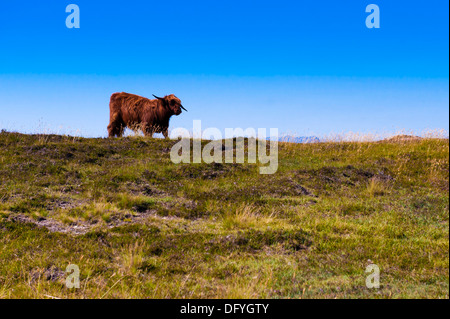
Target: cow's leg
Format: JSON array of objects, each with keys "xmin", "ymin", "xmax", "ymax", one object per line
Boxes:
[
  {"xmin": 108, "ymin": 123, "xmax": 124, "ymax": 137},
  {"xmin": 107, "ymin": 120, "xmax": 115, "ymax": 137},
  {"xmin": 108, "ymin": 113, "xmax": 125, "ymax": 137},
  {"xmin": 117, "ymin": 124, "xmax": 125, "ymax": 137},
  {"xmin": 143, "ymin": 124, "xmax": 154, "ymax": 138},
  {"xmin": 107, "ymin": 122, "xmax": 119, "ymax": 137},
  {"xmin": 162, "ymin": 127, "xmax": 169, "ymax": 139}
]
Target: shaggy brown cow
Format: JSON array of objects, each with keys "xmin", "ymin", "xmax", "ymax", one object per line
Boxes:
[{"xmin": 107, "ymin": 92, "xmax": 187, "ymax": 138}]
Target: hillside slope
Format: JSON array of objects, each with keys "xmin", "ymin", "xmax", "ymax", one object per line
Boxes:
[{"xmin": 0, "ymin": 131, "xmax": 448, "ymax": 298}]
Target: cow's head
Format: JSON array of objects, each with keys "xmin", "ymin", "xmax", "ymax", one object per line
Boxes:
[{"xmin": 153, "ymin": 94, "xmax": 187, "ymax": 115}]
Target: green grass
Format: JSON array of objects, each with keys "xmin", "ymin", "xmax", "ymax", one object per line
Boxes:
[{"xmin": 0, "ymin": 131, "xmax": 448, "ymax": 298}]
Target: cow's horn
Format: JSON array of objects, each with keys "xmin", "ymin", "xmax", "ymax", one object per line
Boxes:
[
  {"xmin": 152, "ymin": 94, "xmax": 163, "ymax": 100},
  {"xmin": 180, "ymin": 105, "xmax": 188, "ymax": 112}
]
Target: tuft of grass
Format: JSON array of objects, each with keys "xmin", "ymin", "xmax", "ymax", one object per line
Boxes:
[
  {"xmin": 366, "ymin": 177, "xmax": 390, "ymax": 197},
  {"xmin": 115, "ymin": 194, "xmax": 156, "ymax": 212},
  {"xmin": 222, "ymin": 204, "xmax": 275, "ymax": 229},
  {"xmin": 118, "ymin": 240, "xmax": 147, "ymax": 276}
]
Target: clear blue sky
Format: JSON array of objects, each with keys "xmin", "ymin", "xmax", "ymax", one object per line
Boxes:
[{"xmin": 0, "ymin": 1, "xmax": 448, "ymax": 137}]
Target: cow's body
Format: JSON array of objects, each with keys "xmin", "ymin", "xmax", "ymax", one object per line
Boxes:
[{"xmin": 107, "ymin": 92, "xmax": 186, "ymax": 138}]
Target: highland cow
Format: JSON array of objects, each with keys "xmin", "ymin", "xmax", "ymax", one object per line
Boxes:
[{"xmin": 107, "ymin": 92, "xmax": 187, "ymax": 138}]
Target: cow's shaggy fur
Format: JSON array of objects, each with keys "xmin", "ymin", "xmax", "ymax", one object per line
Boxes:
[{"xmin": 107, "ymin": 92, "xmax": 186, "ymax": 138}]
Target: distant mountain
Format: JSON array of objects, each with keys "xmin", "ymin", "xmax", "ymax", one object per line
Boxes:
[{"xmin": 268, "ymin": 136, "xmax": 320, "ymax": 143}]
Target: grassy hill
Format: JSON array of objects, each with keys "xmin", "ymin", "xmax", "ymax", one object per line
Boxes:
[{"xmin": 0, "ymin": 131, "xmax": 448, "ymax": 298}]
